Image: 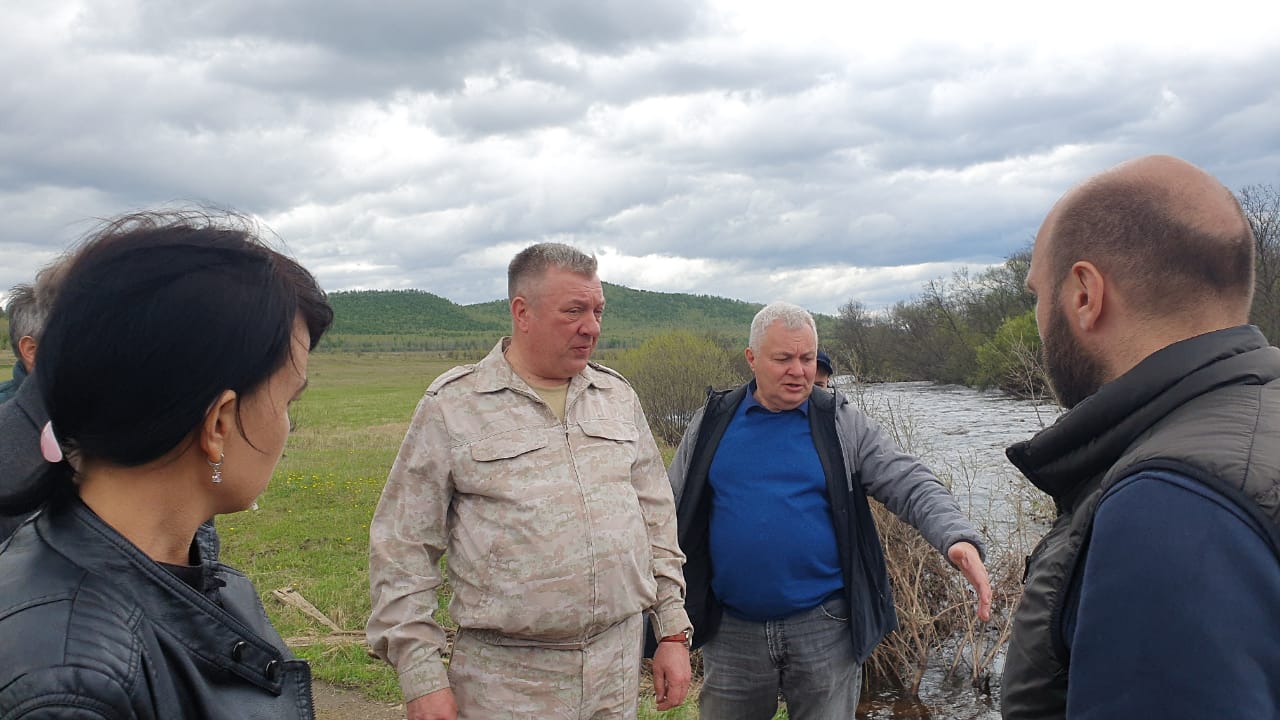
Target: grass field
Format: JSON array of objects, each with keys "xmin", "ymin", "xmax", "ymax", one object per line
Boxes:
[
  {"xmin": 218, "ymin": 352, "xmax": 451, "ymax": 703},
  {"xmin": 213, "ymin": 351, "xmax": 777, "ymax": 718}
]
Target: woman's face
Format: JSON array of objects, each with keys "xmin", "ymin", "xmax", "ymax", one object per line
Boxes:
[{"xmin": 220, "ymin": 317, "xmax": 310, "ymax": 511}]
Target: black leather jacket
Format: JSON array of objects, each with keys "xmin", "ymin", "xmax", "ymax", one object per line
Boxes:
[{"xmin": 0, "ymin": 497, "xmax": 314, "ymax": 719}]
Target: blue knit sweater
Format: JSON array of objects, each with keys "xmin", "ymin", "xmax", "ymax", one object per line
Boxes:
[{"xmin": 706, "ymin": 386, "xmax": 843, "ymax": 621}]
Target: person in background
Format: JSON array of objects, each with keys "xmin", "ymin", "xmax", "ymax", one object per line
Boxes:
[
  {"xmin": 0, "ymin": 283, "xmax": 41, "ymax": 404},
  {"xmin": 0, "ymin": 259, "xmax": 72, "ymax": 541},
  {"xmin": 1001, "ymin": 155, "xmax": 1280, "ymax": 719},
  {"xmin": 668, "ymin": 301, "xmax": 991, "ymax": 720},
  {"xmin": 814, "ymin": 349, "xmax": 835, "ymax": 389},
  {"xmin": 0, "ymin": 276, "xmax": 54, "ymax": 541},
  {"xmin": 0, "ymin": 211, "xmax": 333, "ymax": 718},
  {"xmin": 367, "ymin": 242, "xmax": 692, "ymax": 720}
]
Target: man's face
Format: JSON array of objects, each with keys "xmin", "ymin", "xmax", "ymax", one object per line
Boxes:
[
  {"xmin": 519, "ymin": 268, "xmax": 605, "ymax": 382},
  {"xmin": 814, "ymin": 368, "xmax": 831, "ymax": 389},
  {"xmin": 746, "ymin": 321, "xmax": 817, "ymax": 411},
  {"xmin": 1028, "ymin": 219, "xmax": 1106, "ymax": 409}
]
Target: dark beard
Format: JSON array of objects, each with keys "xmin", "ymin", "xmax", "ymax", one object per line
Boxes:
[{"xmin": 1042, "ymin": 303, "xmax": 1107, "ymax": 409}]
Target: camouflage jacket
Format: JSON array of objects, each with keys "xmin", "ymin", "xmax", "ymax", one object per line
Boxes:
[{"xmin": 367, "ymin": 339, "xmax": 691, "ymax": 702}]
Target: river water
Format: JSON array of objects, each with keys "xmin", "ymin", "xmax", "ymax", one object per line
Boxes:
[
  {"xmin": 847, "ymin": 380, "xmax": 1060, "ymax": 539},
  {"xmin": 835, "ymin": 380, "xmax": 1062, "ymax": 719}
]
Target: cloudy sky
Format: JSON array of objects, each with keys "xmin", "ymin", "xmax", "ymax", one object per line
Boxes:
[{"xmin": 2, "ymin": 1, "xmax": 1278, "ymax": 314}]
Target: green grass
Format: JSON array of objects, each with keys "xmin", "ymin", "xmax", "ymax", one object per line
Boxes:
[
  {"xmin": 218, "ymin": 351, "xmax": 744, "ymax": 717},
  {"xmin": 219, "ymin": 353, "xmax": 450, "ymax": 702}
]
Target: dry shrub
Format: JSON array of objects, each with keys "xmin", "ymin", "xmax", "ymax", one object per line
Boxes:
[
  {"xmin": 864, "ymin": 500, "xmax": 1026, "ymax": 699},
  {"xmin": 850, "ymin": 384, "xmax": 1043, "ymax": 702}
]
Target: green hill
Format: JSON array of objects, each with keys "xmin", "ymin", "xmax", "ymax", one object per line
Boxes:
[
  {"xmin": 328, "ymin": 289, "xmax": 505, "ymax": 335},
  {"xmin": 450, "ymin": 283, "xmax": 767, "ymax": 347},
  {"xmin": 322, "ymin": 284, "xmax": 782, "ymax": 352}
]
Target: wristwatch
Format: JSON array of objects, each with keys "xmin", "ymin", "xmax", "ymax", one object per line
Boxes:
[{"xmin": 658, "ymin": 627, "xmax": 692, "ymax": 650}]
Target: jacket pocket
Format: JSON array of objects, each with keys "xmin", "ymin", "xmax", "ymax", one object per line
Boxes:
[
  {"xmin": 577, "ymin": 418, "xmax": 638, "ymax": 443},
  {"xmin": 470, "ymin": 430, "xmax": 548, "ymax": 462},
  {"xmin": 455, "ymin": 429, "xmax": 551, "ymax": 497},
  {"xmin": 574, "ymin": 419, "xmax": 640, "ymax": 483}
]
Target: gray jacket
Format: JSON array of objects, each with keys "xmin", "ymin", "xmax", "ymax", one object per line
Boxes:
[
  {"xmin": 667, "ymin": 383, "xmax": 983, "ymax": 661},
  {"xmin": 0, "ymin": 375, "xmax": 47, "ymax": 541},
  {"xmin": 0, "ymin": 372, "xmax": 221, "ymax": 557}
]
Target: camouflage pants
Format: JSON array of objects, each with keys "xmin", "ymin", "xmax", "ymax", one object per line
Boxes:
[{"xmin": 449, "ymin": 613, "xmax": 643, "ymax": 720}]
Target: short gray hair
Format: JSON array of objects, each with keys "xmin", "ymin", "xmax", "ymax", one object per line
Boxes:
[
  {"xmin": 5, "ymin": 284, "xmax": 39, "ymax": 357},
  {"xmin": 507, "ymin": 242, "xmax": 598, "ymax": 301},
  {"xmin": 6, "ymin": 253, "xmax": 78, "ymax": 357},
  {"xmin": 749, "ymin": 301, "xmax": 817, "ymax": 352}
]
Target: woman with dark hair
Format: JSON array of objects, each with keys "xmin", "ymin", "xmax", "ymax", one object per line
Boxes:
[{"xmin": 0, "ymin": 212, "xmax": 333, "ymax": 719}]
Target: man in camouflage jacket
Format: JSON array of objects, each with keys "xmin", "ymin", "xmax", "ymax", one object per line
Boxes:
[{"xmin": 368, "ymin": 243, "xmax": 692, "ymax": 720}]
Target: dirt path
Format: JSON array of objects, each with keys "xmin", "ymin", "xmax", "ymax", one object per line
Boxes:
[{"xmin": 312, "ymin": 681, "xmax": 404, "ymax": 720}]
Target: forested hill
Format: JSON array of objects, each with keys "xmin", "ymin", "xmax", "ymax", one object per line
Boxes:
[
  {"xmin": 327, "ymin": 289, "xmax": 507, "ymax": 335},
  {"xmin": 323, "ymin": 284, "xmax": 773, "ymax": 351}
]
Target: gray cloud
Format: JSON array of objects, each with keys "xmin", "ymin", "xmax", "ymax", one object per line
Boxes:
[
  {"xmin": 109, "ymin": 0, "xmax": 710, "ymax": 99},
  {"xmin": 1, "ymin": 1, "xmax": 1278, "ymax": 315}
]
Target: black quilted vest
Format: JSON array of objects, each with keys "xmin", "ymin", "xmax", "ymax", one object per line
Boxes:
[{"xmin": 999, "ymin": 326, "xmax": 1280, "ymax": 719}]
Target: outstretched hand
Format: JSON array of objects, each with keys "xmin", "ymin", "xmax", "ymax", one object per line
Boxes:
[{"xmin": 948, "ymin": 541, "xmax": 992, "ymax": 622}]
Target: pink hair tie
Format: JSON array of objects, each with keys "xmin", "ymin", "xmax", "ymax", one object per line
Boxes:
[{"xmin": 40, "ymin": 421, "xmax": 64, "ymax": 463}]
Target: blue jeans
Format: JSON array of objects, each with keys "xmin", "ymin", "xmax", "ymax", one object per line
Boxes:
[{"xmin": 700, "ymin": 594, "xmax": 860, "ymax": 720}]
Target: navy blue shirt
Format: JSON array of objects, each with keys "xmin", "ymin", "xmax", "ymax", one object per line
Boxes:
[
  {"xmin": 1063, "ymin": 470, "xmax": 1280, "ymax": 719},
  {"xmin": 707, "ymin": 383, "xmax": 843, "ymax": 621}
]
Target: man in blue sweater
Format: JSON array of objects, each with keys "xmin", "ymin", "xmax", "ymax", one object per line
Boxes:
[
  {"xmin": 1001, "ymin": 154, "xmax": 1280, "ymax": 719},
  {"xmin": 667, "ymin": 301, "xmax": 992, "ymax": 720}
]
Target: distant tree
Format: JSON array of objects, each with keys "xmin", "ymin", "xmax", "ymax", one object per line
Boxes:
[
  {"xmin": 972, "ymin": 310, "xmax": 1048, "ymax": 399},
  {"xmin": 885, "ymin": 278, "xmax": 979, "ymax": 385},
  {"xmin": 609, "ymin": 331, "xmax": 745, "ymax": 446},
  {"xmin": 957, "ymin": 247, "xmax": 1034, "ymax": 337},
  {"xmin": 708, "ymin": 332, "xmax": 754, "ymax": 381},
  {"xmin": 1240, "ymin": 184, "xmax": 1280, "ymax": 340},
  {"xmin": 833, "ymin": 300, "xmax": 886, "ymax": 381}
]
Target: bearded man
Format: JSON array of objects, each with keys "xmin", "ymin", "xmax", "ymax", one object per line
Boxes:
[{"xmin": 1001, "ymin": 155, "xmax": 1280, "ymax": 719}]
